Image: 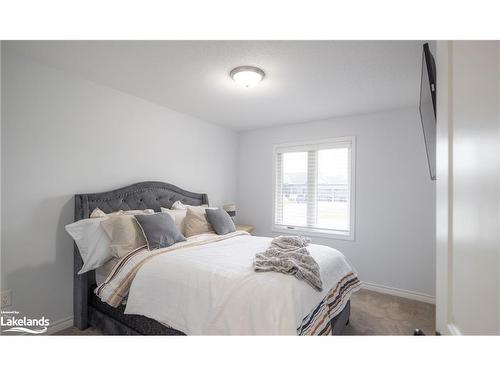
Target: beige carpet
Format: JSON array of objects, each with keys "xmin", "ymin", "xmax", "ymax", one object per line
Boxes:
[
  {"xmin": 56, "ymin": 289, "xmax": 435, "ymax": 336},
  {"xmin": 344, "ymin": 289, "xmax": 435, "ymax": 335}
]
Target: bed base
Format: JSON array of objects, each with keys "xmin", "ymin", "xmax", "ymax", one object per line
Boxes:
[{"xmin": 89, "ymin": 307, "xmax": 140, "ymax": 335}]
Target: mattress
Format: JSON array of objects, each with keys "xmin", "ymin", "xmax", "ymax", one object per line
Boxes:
[
  {"xmin": 92, "ymin": 232, "xmax": 360, "ymax": 335},
  {"xmin": 121, "ymin": 234, "xmax": 359, "ymax": 334}
]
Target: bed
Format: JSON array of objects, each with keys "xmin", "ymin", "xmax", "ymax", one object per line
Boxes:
[{"xmin": 73, "ymin": 181, "xmax": 360, "ymax": 335}]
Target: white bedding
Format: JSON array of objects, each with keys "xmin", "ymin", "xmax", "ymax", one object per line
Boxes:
[{"xmin": 124, "ymin": 233, "xmax": 358, "ymax": 335}]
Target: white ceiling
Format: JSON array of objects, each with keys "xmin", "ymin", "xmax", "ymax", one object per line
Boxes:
[{"xmin": 5, "ymin": 41, "xmax": 425, "ymax": 131}]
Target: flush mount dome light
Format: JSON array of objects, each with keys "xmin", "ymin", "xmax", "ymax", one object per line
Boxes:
[{"xmin": 230, "ymin": 66, "xmax": 265, "ymax": 88}]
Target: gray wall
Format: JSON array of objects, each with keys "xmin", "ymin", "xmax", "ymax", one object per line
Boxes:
[
  {"xmin": 236, "ymin": 108, "xmax": 436, "ymax": 297},
  {"xmin": 1, "ymin": 49, "xmax": 238, "ymax": 324}
]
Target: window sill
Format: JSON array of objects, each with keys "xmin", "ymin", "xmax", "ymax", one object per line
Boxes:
[{"xmin": 272, "ymin": 225, "xmax": 355, "ymax": 241}]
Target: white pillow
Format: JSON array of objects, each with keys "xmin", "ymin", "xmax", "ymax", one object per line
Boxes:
[
  {"xmin": 90, "ymin": 207, "xmax": 154, "ymax": 218},
  {"xmin": 65, "ymin": 217, "xmax": 113, "ymax": 274},
  {"xmin": 160, "ymin": 207, "xmax": 187, "ymax": 234},
  {"xmin": 171, "ymin": 201, "xmax": 186, "ymax": 210}
]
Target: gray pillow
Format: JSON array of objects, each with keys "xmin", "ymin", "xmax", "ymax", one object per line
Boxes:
[
  {"xmin": 205, "ymin": 208, "xmax": 236, "ymax": 235},
  {"xmin": 134, "ymin": 213, "xmax": 186, "ymax": 250}
]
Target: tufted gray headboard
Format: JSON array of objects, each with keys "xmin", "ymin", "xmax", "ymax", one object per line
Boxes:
[{"xmin": 73, "ymin": 181, "xmax": 209, "ymax": 329}]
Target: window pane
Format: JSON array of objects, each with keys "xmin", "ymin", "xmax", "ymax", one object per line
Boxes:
[
  {"xmin": 282, "ymin": 152, "xmax": 308, "ymax": 226},
  {"xmin": 317, "ymin": 148, "xmax": 349, "ymax": 231}
]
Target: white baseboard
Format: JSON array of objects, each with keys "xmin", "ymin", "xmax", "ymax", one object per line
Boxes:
[
  {"xmin": 362, "ymin": 282, "xmax": 436, "ymax": 304},
  {"xmin": 47, "ymin": 316, "xmax": 73, "ymax": 335}
]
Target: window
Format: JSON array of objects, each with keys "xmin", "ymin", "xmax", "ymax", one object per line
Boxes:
[{"xmin": 273, "ymin": 137, "xmax": 355, "ymax": 240}]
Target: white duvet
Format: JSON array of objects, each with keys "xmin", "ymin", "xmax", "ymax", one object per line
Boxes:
[{"xmin": 124, "ymin": 233, "xmax": 357, "ymax": 335}]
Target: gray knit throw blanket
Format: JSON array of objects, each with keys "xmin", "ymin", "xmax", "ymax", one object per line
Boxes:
[{"xmin": 254, "ymin": 236, "xmax": 323, "ymax": 291}]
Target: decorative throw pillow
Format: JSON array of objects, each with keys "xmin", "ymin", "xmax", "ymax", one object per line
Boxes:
[
  {"xmin": 90, "ymin": 207, "xmax": 154, "ymax": 218},
  {"xmin": 100, "ymin": 215, "xmax": 147, "ymax": 258},
  {"xmin": 184, "ymin": 206, "xmax": 215, "ymax": 237},
  {"xmin": 161, "ymin": 204, "xmax": 208, "ymax": 235},
  {"xmin": 134, "ymin": 213, "xmax": 186, "ymax": 250},
  {"xmin": 65, "ymin": 217, "xmax": 113, "ymax": 274},
  {"xmin": 160, "ymin": 207, "xmax": 188, "ymax": 234},
  {"xmin": 205, "ymin": 208, "xmax": 236, "ymax": 235}
]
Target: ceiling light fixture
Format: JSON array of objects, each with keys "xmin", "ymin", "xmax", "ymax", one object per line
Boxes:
[{"xmin": 230, "ymin": 66, "xmax": 265, "ymax": 88}]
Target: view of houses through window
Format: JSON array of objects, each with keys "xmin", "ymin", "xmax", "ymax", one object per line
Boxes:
[{"xmin": 275, "ymin": 139, "xmax": 353, "ymax": 235}]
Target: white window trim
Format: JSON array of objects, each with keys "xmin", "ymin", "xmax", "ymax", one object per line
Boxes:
[{"xmin": 271, "ymin": 136, "xmax": 356, "ymax": 241}]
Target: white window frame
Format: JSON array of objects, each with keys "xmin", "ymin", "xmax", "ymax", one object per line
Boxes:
[{"xmin": 272, "ymin": 136, "xmax": 356, "ymax": 241}]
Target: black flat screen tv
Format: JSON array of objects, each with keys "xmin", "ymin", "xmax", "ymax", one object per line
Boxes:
[{"xmin": 419, "ymin": 42, "xmax": 437, "ymax": 180}]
